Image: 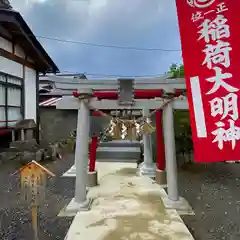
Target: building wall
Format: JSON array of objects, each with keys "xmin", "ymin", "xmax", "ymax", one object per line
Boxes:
[
  {"xmin": 0, "ymin": 56, "xmax": 23, "ymax": 77},
  {"xmin": 39, "ymin": 108, "xmax": 192, "ymax": 165},
  {"xmin": 40, "ymin": 107, "xmax": 77, "ymax": 143},
  {"xmin": 24, "ymin": 67, "xmax": 37, "ymax": 121},
  {"xmin": 39, "ymin": 107, "xmax": 161, "ymax": 161},
  {"xmin": 0, "ymin": 36, "xmax": 12, "ymax": 52},
  {"xmin": 15, "ymin": 44, "xmax": 25, "ymax": 59},
  {"xmin": 0, "ymin": 36, "xmax": 37, "ymax": 126},
  {"xmin": 39, "ymin": 107, "xmax": 109, "ymax": 143}
]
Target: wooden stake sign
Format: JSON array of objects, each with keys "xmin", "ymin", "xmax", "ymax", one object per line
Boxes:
[{"xmin": 19, "ymin": 161, "xmax": 55, "ymax": 240}]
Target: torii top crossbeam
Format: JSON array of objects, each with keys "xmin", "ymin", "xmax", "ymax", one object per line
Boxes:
[
  {"xmin": 53, "ymin": 76, "xmax": 188, "ymax": 109},
  {"xmin": 45, "ymin": 75, "xmax": 189, "ymax": 110},
  {"xmin": 42, "ymin": 75, "xmax": 186, "ymax": 94}
]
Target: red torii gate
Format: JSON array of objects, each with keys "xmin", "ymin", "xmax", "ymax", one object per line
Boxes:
[
  {"xmin": 76, "ymin": 88, "xmax": 184, "ymax": 184},
  {"xmin": 56, "ymin": 76, "xmax": 188, "ymax": 213}
]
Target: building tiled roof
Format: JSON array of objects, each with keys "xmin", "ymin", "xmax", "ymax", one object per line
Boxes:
[{"xmin": 0, "ymin": 6, "xmax": 59, "ymax": 73}]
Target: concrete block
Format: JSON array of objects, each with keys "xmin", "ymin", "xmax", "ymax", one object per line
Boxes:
[
  {"xmin": 87, "ymin": 171, "xmax": 98, "ymax": 187},
  {"xmin": 99, "ymin": 140, "xmax": 141, "ymax": 148},
  {"xmin": 161, "ymin": 196, "xmax": 195, "ymax": 216},
  {"xmin": 36, "ymin": 149, "xmax": 44, "ymax": 162},
  {"xmin": 97, "ymin": 147, "xmax": 141, "ymax": 161},
  {"xmin": 58, "ymin": 197, "xmax": 93, "ymax": 217},
  {"xmin": 155, "ymin": 169, "xmax": 167, "ymax": 185},
  {"xmin": 18, "ymin": 151, "xmax": 36, "ymax": 165}
]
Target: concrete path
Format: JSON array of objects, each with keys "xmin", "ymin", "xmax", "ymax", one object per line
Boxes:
[{"xmin": 64, "ymin": 162, "xmax": 194, "ymax": 240}]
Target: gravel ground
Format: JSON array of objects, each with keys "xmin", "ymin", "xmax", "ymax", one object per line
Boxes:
[
  {"xmin": 1, "ymin": 153, "xmax": 240, "ymax": 240},
  {"xmin": 179, "ymin": 162, "xmax": 240, "ymax": 240},
  {"xmin": 0, "ymin": 154, "xmax": 75, "ymax": 240}
]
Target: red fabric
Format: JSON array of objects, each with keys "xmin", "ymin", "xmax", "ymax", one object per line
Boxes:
[
  {"xmin": 134, "ymin": 90, "xmax": 164, "ymax": 99},
  {"xmin": 0, "ymin": 129, "xmax": 9, "ymax": 135},
  {"xmin": 92, "ymin": 111, "xmax": 102, "ymax": 117},
  {"xmin": 89, "ymin": 136, "xmax": 98, "ymax": 172},
  {"xmin": 72, "ymin": 89, "xmax": 80, "ymax": 97},
  {"xmin": 156, "ymin": 110, "xmax": 165, "ymax": 170},
  {"xmin": 176, "ymin": 0, "xmax": 240, "ymax": 162},
  {"xmin": 94, "ymin": 91, "xmax": 117, "ymax": 100},
  {"xmin": 175, "ymin": 89, "xmax": 184, "ymax": 97},
  {"xmin": 73, "ymin": 90, "xmax": 165, "ymax": 100}
]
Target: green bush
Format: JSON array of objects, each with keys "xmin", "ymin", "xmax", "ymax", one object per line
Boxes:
[
  {"xmin": 174, "ymin": 110, "xmax": 193, "ymax": 157},
  {"xmin": 168, "ymin": 63, "xmax": 185, "ymax": 78}
]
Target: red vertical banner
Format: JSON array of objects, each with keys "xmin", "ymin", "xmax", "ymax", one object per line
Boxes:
[{"xmin": 175, "ymin": 0, "xmax": 240, "ymax": 162}]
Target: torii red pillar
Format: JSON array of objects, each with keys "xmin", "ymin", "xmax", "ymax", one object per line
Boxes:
[
  {"xmin": 89, "ymin": 136, "xmax": 98, "ymax": 172},
  {"xmin": 155, "ymin": 110, "xmax": 167, "ymax": 184},
  {"xmin": 88, "ymin": 135, "xmax": 99, "ymax": 187},
  {"xmin": 156, "ymin": 110, "xmax": 165, "ymax": 170}
]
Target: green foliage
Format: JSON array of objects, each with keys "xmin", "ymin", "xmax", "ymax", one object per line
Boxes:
[
  {"xmin": 168, "ymin": 64, "xmax": 192, "ymax": 155},
  {"xmin": 174, "ymin": 110, "xmax": 193, "ymax": 155},
  {"xmin": 151, "ymin": 111, "xmax": 192, "ymax": 163},
  {"xmin": 168, "ymin": 63, "xmax": 185, "ymax": 78},
  {"xmin": 167, "ymin": 63, "xmax": 192, "ymax": 156}
]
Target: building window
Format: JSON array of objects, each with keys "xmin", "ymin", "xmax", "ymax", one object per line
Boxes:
[{"xmin": 0, "ymin": 73, "xmax": 23, "ymax": 129}]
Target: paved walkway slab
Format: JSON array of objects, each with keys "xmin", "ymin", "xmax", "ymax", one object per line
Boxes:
[{"xmin": 64, "ymin": 163, "xmax": 194, "ymax": 240}]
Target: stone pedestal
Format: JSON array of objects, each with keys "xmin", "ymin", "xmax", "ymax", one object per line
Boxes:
[
  {"xmin": 87, "ymin": 171, "xmax": 98, "ymax": 187},
  {"xmin": 140, "ymin": 108, "xmax": 156, "ymax": 178},
  {"xmin": 155, "ymin": 169, "xmax": 167, "ymax": 185},
  {"xmin": 14, "ymin": 119, "xmax": 36, "ymax": 141},
  {"xmin": 161, "ymin": 196, "xmax": 194, "ymax": 216},
  {"xmin": 139, "ymin": 163, "xmax": 156, "ymax": 178},
  {"xmin": 59, "ymin": 197, "xmax": 93, "ymax": 217}
]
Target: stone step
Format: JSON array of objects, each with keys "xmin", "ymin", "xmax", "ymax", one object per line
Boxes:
[
  {"xmin": 99, "ymin": 140, "xmax": 141, "ymax": 148},
  {"xmin": 96, "ymin": 146, "xmax": 141, "ymax": 160},
  {"xmin": 96, "ymin": 154, "xmax": 141, "ymax": 159},
  {"xmin": 97, "ymin": 146, "xmax": 141, "ymax": 153},
  {"xmin": 96, "ymin": 158, "xmax": 138, "ymax": 163}
]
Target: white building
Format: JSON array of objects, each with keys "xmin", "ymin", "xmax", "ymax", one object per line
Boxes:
[{"xmin": 0, "ymin": 1, "xmax": 59, "ymax": 142}]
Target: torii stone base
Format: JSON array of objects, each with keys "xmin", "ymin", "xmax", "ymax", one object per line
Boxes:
[
  {"xmin": 58, "ymin": 197, "xmax": 93, "ymax": 217},
  {"xmin": 155, "ymin": 169, "xmax": 167, "ymax": 186},
  {"xmin": 62, "ymin": 166, "xmax": 98, "ymax": 187},
  {"xmin": 161, "ymin": 196, "xmax": 195, "ymax": 216},
  {"xmin": 87, "ymin": 171, "xmax": 98, "ymax": 187}
]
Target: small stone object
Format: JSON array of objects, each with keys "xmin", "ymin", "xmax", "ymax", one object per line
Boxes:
[
  {"xmin": 50, "ymin": 143, "xmax": 61, "ymax": 160},
  {"xmin": 15, "ymin": 119, "xmax": 36, "ymax": 130},
  {"xmin": 19, "ymin": 152, "xmax": 36, "ymax": 165},
  {"xmin": 0, "ymin": 152, "xmax": 7, "ymax": 165},
  {"xmin": 36, "ymin": 149, "xmax": 44, "ymax": 162},
  {"xmin": 43, "ymin": 146, "xmax": 53, "ymax": 160}
]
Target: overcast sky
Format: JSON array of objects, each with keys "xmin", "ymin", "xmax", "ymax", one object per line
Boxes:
[{"xmin": 10, "ymin": 0, "xmax": 182, "ymax": 78}]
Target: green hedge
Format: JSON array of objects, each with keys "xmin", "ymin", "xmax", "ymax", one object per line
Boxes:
[
  {"xmin": 151, "ymin": 110, "xmax": 193, "ymax": 163},
  {"xmin": 174, "ymin": 110, "xmax": 193, "ymax": 156}
]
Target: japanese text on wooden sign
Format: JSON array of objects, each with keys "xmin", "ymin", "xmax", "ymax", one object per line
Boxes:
[{"xmin": 175, "ymin": 0, "xmax": 240, "ymax": 162}]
